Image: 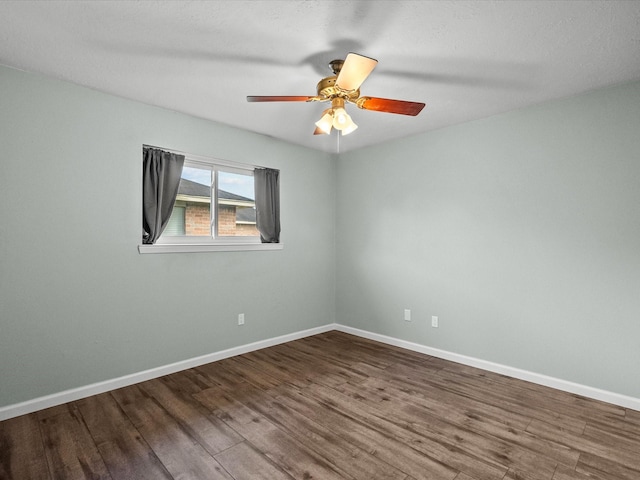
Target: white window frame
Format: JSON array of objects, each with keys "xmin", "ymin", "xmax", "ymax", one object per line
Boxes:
[{"xmin": 139, "ymin": 147, "xmax": 283, "ymax": 254}]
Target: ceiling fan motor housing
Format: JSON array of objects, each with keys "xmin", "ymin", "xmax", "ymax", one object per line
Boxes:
[{"xmin": 316, "ymin": 75, "xmax": 360, "ymax": 101}]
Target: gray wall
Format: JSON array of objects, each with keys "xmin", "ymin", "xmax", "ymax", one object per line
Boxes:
[
  {"xmin": 2, "ymin": 63, "xmax": 639, "ymax": 408},
  {"xmin": 0, "ymin": 65, "xmax": 336, "ymax": 408},
  {"xmin": 336, "ymin": 80, "xmax": 640, "ymax": 398}
]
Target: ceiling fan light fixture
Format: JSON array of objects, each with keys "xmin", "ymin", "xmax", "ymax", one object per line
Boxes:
[
  {"xmin": 332, "ymin": 106, "xmax": 357, "ymax": 135},
  {"xmin": 332, "ymin": 107, "xmax": 349, "ymax": 129},
  {"xmin": 328, "ymin": 97, "xmax": 357, "ymax": 134},
  {"xmin": 315, "ymin": 109, "xmax": 333, "ymax": 134},
  {"xmin": 341, "ymin": 119, "xmax": 358, "ymax": 136}
]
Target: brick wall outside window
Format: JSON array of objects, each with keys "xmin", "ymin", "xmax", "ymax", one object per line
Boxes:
[
  {"xmin": 218, "ymin": 205, "xmax": 237, "ymax": 236},
  {"xmin": 184, "ymin": 203, "xmax": 257, "ymax": 236},
  {"xmin": 185, "ymin": 204, "xmax": 211, "ymax": 236}
]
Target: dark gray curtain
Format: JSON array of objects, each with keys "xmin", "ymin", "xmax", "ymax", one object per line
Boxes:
[
  {"xmin": 142, "ymin": 148, "xmax": 185, "ymax": 244},
  {"xmin": 254, "ymin": 168, "xmax": 280, "ymax": 243}
]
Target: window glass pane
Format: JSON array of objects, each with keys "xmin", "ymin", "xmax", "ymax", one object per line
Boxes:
[
  {"xmin": 179, "ymin": 165, "xmax": 212, "ymax": 237},
  {"xmin": 217, "ymin": 171, "xmax": 257, "ymax": 237},
  {"xmin": 181, "ymin": 165, "xmax": 211, "ymax": 186}
]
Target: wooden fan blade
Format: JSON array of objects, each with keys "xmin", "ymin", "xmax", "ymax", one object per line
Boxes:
[
  {"xmin": 247, "ymin": 96, "xmax": 315, "ymax": 102},
  {"xmin": 336, "ymin": 53, "xmax": 378, "ymax": 91},
  {"xmin": 357, "ymin": 96, "xmax": 425, "ymax": 116}
]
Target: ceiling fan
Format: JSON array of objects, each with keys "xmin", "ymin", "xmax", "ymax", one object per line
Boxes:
[{"xmin": 247, "ymin": 53, "xmax": 426, "ymax": 136}]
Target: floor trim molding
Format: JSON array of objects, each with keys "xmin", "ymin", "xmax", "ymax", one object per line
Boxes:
[
  {"xmin": 2, "ymin": 322, "xmax": 638, "ymax": 421},
  {"xmin": 0, "ymin": 324, "xmax": 334, "ymax": 421},
  {"xmin": 335, "ymin": 324, "xmax": 640, "ymax": 412}
]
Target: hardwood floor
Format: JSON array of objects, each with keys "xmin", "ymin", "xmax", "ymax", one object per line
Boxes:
[{"xmin": 1, "ymin": 331, "xmax": 639, "ymax": 480}]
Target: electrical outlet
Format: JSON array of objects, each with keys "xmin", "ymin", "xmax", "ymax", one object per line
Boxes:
[
  {"xmin": 431, "ymin": 316, "xmax": 439, "ymax": 328},
  {"xmin": 404, "ymin": 309, "xmax": 411, "ymax": 321},
  {"xmin": 238, "ymin": 313, "xmax": 245, "ymax": 326}
]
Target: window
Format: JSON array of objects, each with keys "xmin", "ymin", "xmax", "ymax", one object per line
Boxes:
[
  {"xmin": 158, "ymin": 162, "xmax": 259, "ymax": 243},
  {"xmin": 139, "ymin": 147, "xmax": 282, "ymax": 253}
]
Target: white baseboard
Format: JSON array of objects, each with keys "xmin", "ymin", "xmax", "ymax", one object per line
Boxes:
[
  {"xmin": 2, "ymin": 322, "xmax": 638, "ymax": 421},
  {"xmin": 0, "ymin": 324, "xmax": 335, "ymax": 421},
  {"xmin": 335, "ymin": 324, "xmax": 640, "ymax": 412}
]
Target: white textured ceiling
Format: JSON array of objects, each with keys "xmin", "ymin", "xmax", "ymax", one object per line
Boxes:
[{"xmin": 1, "ymin": 0, "xmax": 639, "ymax": 153}]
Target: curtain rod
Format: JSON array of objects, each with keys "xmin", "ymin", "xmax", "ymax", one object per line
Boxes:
[{"xmin": 142, "ymin": 144, "xmax": 271, "ymax": 170}]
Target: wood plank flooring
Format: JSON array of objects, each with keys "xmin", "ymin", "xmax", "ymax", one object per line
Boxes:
[{"xmin": 1, "ymin": 331, "xmax": 638, "ymax": 480}]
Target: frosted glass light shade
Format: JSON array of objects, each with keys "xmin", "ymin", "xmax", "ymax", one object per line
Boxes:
[
  {"xmin": 332, "ymin": 107, "xmax": 349, "ymax": 129},
  {"xmin": 315, "ymin": 110, "xmax": 333, "ymax": 134},
  {"xmin": 341, "ymin": 120, "xmax": 358, "ymax": 135},
  {"xmin": 333, "ymin": 107, "xmax": 357, "ymax": 135}
]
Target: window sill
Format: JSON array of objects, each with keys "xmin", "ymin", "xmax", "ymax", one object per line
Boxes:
[{"xmin": 138, "ymin": 243, "xmax": 283, "ymax": 254}]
